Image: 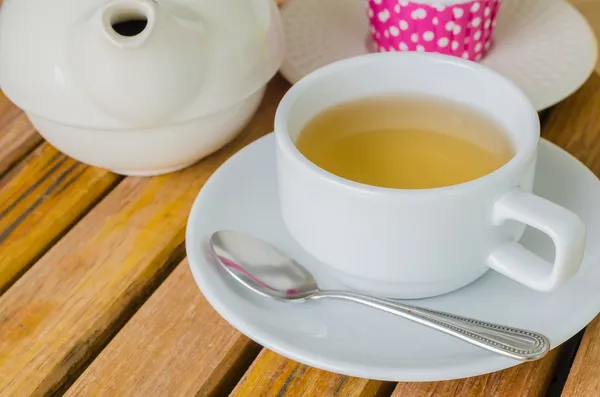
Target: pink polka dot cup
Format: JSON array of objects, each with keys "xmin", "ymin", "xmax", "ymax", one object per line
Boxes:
[{"xmin": 367, "ymin": 0, "xmax": 503, "ymax": 62}]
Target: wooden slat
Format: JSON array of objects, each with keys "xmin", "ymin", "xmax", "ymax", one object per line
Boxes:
[
  {"xmin": 391, "ymin": 349, "xmax": 562, "ymax": 397},
  {"xmin": 0, "ymin": 92, "xmax": 42, "ymax": 178},
  {"xmin": 0, "ymin": 76, "xmax": 288, "ymax": 396},
  {"xmin": 561, "ymin": 317, "xmax": 600, "ymax": 396},
  {"xmin": 232, "ymin": 351, "xmax": 395, "ymax": 397},
  {"xmin": 0, "ymin": 144, "xmax": 120, "ymax": 294},
  {"xmin": 65, "ymin": 263, "xmax": 261, "ymax": 397},
  {"xmin": 542, "ymin": 73, "xmax": 600, "ymax": 174}
]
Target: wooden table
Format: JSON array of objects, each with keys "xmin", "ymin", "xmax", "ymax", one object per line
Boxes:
[{"xmin": 1, "ymin": 3, "xmax": 600, "ymax": 396}]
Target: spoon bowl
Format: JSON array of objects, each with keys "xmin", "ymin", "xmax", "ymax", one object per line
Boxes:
[{"xmin": 210, "ymin": 230, "xmax": 318, "ymax": 300}]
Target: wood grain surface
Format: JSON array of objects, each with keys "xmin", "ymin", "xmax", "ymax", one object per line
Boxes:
[
  {"xmin": 65, "ymin": 263, "xmax": 261, "ymax": 397},
  {"xmin": 391, "ymin": 349, "xmax": 562, "ymax": 397},
  {"xmin": 0, "ymin": 77, "xmax": 288, "ymax": 396},
  {"xmin": 0, "ymin": 144, "xmax": 120, "ymax": 295},
  {"xmin": 233, "ymin": 350, "xmax": 395, "ymax": 397},
  {"xmin": 561, "ymin": 317, "xmax": 600, "ymax": 396},
  {"xmin": 0, "ymin": 92, "xmax": 41, "ymax": 178},
  {"xmin": 541, "ymin": 73, "xmax": 600, "ymax": 174}
]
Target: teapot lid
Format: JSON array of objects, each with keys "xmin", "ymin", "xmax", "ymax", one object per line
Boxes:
[{"xmin": 0, "ymin": 0, "xmax": 285, "ymax": 128}]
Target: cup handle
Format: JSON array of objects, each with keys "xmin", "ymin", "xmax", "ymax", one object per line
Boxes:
[{"xmin": 487, "ymin": 189, "xmax": 586, "ymax": 291}]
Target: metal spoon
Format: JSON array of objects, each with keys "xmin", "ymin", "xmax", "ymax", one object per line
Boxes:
[{"xmin": 207, "ymin": 230, "xmax": 550, "ymax": 361}]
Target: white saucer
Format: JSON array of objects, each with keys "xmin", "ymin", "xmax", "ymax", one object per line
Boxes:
[
  {"xmin": 279, "ymin": 0, "xmax": 598, "ymax": 111},
  {"xmin": 186, "ymin": 134, "xmax": 600, "ymax": 381}
]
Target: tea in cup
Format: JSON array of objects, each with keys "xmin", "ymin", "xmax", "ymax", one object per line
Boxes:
[{"xmin": 295, "ymin": 95, "xmax": 514, "ymax": 189}]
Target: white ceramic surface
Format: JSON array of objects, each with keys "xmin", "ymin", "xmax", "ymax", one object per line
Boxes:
[
  {"xmin": 0, "ymin": 0, "xmax": 284, "ymax": 175},
  {"xmin": 186, "ymin": 133, "xmax": 600, "ymax": 381},
  {"xmin": 275, "ymin": 52, "xmax": 585, "ymax": 299},
  {"xmin": 279, "ymin": 0, "xmax": 598, "ymax": 111}
]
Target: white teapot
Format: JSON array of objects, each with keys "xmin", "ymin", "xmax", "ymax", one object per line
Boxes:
[{"xmin": 0, "ymin": 0, "xmax": 284, "ymax": 175}]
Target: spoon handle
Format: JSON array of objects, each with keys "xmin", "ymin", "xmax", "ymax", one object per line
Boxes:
[{"xmin": 313, "ymin": 291, "xmax": 550, "ymax": 361}]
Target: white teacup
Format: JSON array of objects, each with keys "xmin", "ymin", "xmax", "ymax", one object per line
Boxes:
[{"xmin": 275, "ymin": 52, "xmax": 586, "ymax": 299}]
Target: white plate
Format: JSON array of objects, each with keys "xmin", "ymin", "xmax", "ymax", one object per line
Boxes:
[
  {"xmin": 186, "ymin": 134, "xmax": 600, "ymax": 381},
  {"xmin": 279, "ymin": 0, "xmax": 598, "ymax": 111}
]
